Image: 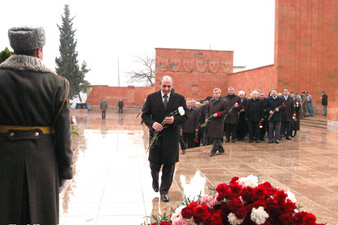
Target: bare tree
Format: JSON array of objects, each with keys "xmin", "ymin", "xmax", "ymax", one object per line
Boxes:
[{"xmin": 128, "ymin": 56, "xmax": 155, "ymax": 86}]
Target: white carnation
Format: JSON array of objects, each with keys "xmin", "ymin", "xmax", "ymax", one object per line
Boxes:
[
  {"xmin": 286, "ymin": 190, "xmax": 297, "ymax": 203},
  {"xmin": 238, "ymin": 175, "xmax": 259, "ymax": 188},
  {"xmin": 250, "ymin": 206, "xmax": 269, "ymax": 225},
  {"xmin": 228, "ymin": 212, "xmax": 244, "ymax": 225},
  {"xmin": 178, "ymin": 106, "xmax": 185, "ymax": 116}
]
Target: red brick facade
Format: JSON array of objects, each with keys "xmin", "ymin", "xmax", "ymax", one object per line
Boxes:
[
  {"xmin": 155, "ymin": 48, "xmax": 233, "ymax": 100},
  {"xmin": 228, "ymin": 65, "xmax": 276, "ymax": 96},
  {"xmin": 86, "ymin": 86, "xmax": 154, "ymax": 107}
]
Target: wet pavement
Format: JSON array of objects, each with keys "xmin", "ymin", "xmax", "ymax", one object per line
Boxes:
[{"xmin": 60, "ymin": 109, "xmax": 338, "ymax": 224}]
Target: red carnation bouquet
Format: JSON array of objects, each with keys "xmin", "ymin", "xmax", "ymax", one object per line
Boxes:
[{"xmin": 146, "ymin": 175, "xmax": 324, "ymax": 225}]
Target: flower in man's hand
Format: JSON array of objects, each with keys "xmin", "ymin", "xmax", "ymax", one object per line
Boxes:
[{"xmin": 178, "ymin": 106, "xmax": 185, "ymax": 116}]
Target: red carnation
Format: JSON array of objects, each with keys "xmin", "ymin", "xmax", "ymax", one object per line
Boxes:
[
  {"xmin": 279, "ymin": 213, "xmax": 293, "ymax": 225},
  {"xmin": 235, "ymin": 206, "xmax": 248, "ymax": 219},
  {"xmin": 293, "ymin": 212, "xmax": 317, "ymax": 225},
  {"xmin": 159, "ymin": 222, "xmax": 171, "ymax": 225},
  {"xmin": 181, "ymin": 206, "xmax": 194, "ymax": 219},
  {"xmin": 188, "ymin": 202, "xmax": 198, "ymax": 209},
  {"xmin": 193, "ymin": 204, "xmax": 208, "ymax": 218},
  {"xmin": 216, "ymin": 183, "xmax": 229, "ymax": 194},
  {"xmin": 230, "ymin": 177, "xmax": 239, "ymax": 184},
  {"xmin": 228, "ymin": 197, "xmax": 243, "ymax": 212},
  {"xmin": 216, "ymin": 112, "xmax": 221, "ymax": 117},
  {"xmin": 242, "ymin": 105, "xmax": 245, "ymax": 109},
  {"xmin": 285, "ymin": 199, "xmax": 297, "ymax": 212},
  {"xmin": 283, "ymin": 103, "xmax": 287, "ymax": 107}
]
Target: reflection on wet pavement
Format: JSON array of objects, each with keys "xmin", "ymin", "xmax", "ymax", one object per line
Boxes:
[{"xmin": 60, "ymin": 109, "xmax": 338, "ymax": 224}]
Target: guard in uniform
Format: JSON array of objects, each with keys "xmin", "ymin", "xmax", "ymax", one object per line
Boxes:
[{"xmin": 0, "ymin": 26, "xmax": 73, "ymax": 225}]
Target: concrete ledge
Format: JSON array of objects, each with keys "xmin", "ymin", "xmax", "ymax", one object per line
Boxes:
[{"xmin": 327, "ymin": 120, "xmax": 338, "ymax": 132}]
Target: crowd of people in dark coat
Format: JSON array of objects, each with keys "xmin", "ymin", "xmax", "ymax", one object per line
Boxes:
[{"xmin": 179, "ymin": 87, "xmax": 304, "ymax": 156}]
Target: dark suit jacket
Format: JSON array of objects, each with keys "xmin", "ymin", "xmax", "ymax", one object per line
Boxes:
[
  {"xmin": 223, "ymin": 94, "xmax": 240, "ymax": 124},
  {"xmin": 245, "ymin": 98, "xmax": 265, "ymax": 122},
  {"xmin": 322, "ymin": 94, "xmax": 328, "ymax": 105},
  {"xmin": 142, "ymin": 90, "xmax": 187, "ymax": 164},
  {"xmin": 182, "ymin": 108, "xmax": 199, "ymax": 133},
  {"xmin": 266, "ymin": 96, "xmax": 283, "ymax": 122},
  {"xmin": 118, "ymin": 100, "xmax": 124, "ymax": 108},
  {"xmin": 281, "ymin": 96, "xmax": 294, "ymax": 122},
  {"xmin": 207, "ymin": 98, "xmax": 228, "ymax": 139}
]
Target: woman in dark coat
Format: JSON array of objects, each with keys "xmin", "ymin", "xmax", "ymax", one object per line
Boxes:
[{"xmin": 206, "ymin": 88, "xmax": 229, "ymax": 157}]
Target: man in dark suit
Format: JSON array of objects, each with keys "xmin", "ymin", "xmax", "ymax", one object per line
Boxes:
[
  {"xmin": 236, "ymin": 91, "xmax": 248, "ymax": 141},
  {"xmin": 223, "ymin": 87, "xmax": 240, "ymax": 143},
  {"xmin": 266, "ymin": 89, "xmax": 283, "ymax": 143},
  {"xmin": 118, "ymin": 99, "xmax": 124, "ymax": 113},
  {"xmin": 0, "ymin": 26, "xmax": 73, "ymax": 225},
  {"xmin": 206, "ymin": 88, "xmax": 228, "ymax": 157},
  {"xmin": 321, "ymin": 91, "xmax": 328, "ymax": 116},
  {"xmin": 100, "ymin": 98, "xmax": 108, "ymax": 119},
  {"xmin": 259, "ymin": 91, "xmax": 268, "ymax": 141},
  {"xmin": 281, "ymin": 88, "xmax": 294, "ymax": 140},
  {"xmin": 245, "ymin": 91, "xmax": 265, "ymax": 143},
  {"xmin": 142, "ymin": 76, "xmax": 187, "ymax": 202},
  {"xmin": 182, "ymin": 100, "xmax": 199, "ymax": 149},
  {"xmin": 200, "ymin": 97, "xmax": 212, "ymax": 145}
]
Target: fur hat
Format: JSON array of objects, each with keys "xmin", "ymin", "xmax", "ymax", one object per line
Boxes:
[{"xmin": 8, "ymin": 26, "xmax": 46, "ymax": 52}]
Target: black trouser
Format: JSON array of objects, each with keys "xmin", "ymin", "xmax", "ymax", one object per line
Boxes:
[
  {"xmin": 179, "ymin": 134, "xmax": 186, "ymax": 150},
  {"xmin": 150, "ymin": 163, "xmax": 175, "ymax": 194},
  {"xmin": 202, "ymin": 129, "xmax": 212, "ymax": 145},
  {"xmin": 268, "ymin": 121, "xmax": 281, "ymax": 141},
  {"xmin": 248, "ymin": 121, "xmax": 260, "ymax": 141},
  {"xmin": 260, "ymin": 120, "xmax": 268, "ymax": 139},
  {"xmin": 119, "ymin": 107, "xmax": 123, "ymax": 113},
  {"xmin": 183, "ymin": 132, "xmax": 195, "ymax": 148},
  {"xmin": 102, "ymin": 111, "xmax": 106, "ymax": 119},
  {"xmin": 281, "ymin": 121, "xmax": 291, "ymax": 138},
  {"xmin": 225, "ymin": 123, "xmax": 237, "ymax": 140},
  {"xmin": 210, "ymin": 138, "xmax": 224, "ymax": 154}
]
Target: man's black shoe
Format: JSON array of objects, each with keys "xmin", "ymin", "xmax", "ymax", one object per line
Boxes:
[
  {"xmin": 286, "ymin": 137, "xmax": 291, "ymax": 140},
  {"xmin": 216, "ymin": 151, "xmax": 225, "ymax": 155},
  {"xmin": 225, "ymin": 139, "xmax": 230, "ymax": 143},
  {"xmin": 260, "ymin": 138, "xmax": 265, "ymax": 141},
  {"xmin": 269, "ymin": 140, "xmax": 273, "ymax": 143},
  {"xmin": 182, "ymin": 149, "xmax": 186, "ymax": 154},
  {"xmin": 275, "ymin": 140, "xmax": 279, "ymax": 144},
  {"xmin": 152, "ymin": 184, "xmax": 159, "ymax": 193},
  {"xmin": 249, "ymin": 139, "xmax": 253, "ymax": 143},
  {"xmin": 161, "ymin": 194, "xmax": 170, "ymax": 202},
  {"xmin": 231, "ymin": 139, "xmax": 236, "ymax": 143},
  {"xmin": 209, "ymin": 152, "xmax": 215, "ymax": 157}
]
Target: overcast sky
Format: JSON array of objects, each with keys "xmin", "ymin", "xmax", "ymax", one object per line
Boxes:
[{"xmin": 1, "ymin": 0, "xmax": 275, "ymax": 87}]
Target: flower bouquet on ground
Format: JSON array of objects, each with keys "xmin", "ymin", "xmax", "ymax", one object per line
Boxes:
[
  {"xmin": 268, "ymin": 103, "xmax": 287, "ymax": 121},
  {"xmin": 147, "ymin": 106, "xmax": 185, "ymax": 151},
  {"xmin": 146, "ymin": 175, "xmax": 324, "ymax": 225}
]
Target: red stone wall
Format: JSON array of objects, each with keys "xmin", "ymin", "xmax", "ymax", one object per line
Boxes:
[
  {"xmin": 228, "ymin": 65, "xmax": 276, "ymax": 96},
  {"xmin": 274, "ymin": 0, "xmax": 338, "ymax": 109},
  {"xmin": 86, "ymin": 86, "xmax": 154, "ymax": 107},
  {"xmin": 155, "ymin": 48, "xmax": 233, "ymax": 100}
]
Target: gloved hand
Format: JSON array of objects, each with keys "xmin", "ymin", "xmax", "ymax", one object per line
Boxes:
[{"xmin": 58, "ymin": 179, "xmax": 68, "ymax": 193}]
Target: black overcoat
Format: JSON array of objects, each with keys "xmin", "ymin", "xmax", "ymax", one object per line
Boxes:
[
  {"xmin": 281, "ymin": 96, "xmax": 294, "ymax": 122},
  {"xmin": 237, "ymin": 98, "xmax": 248, "ymax": 132},
  {"xmin": 206, "ymin": 98, "xmax": 229, "ymax": 139},
  {"xmin": 266, "ymin": 96, "xmax": 283, "ymax": 122},
  {"xmin": 182, "ymin": 108, "xmax": 199, "ymax": 133},
  {"xmin": 142, "ymin": 91, "xmax": 187, "ymax": 164},
  {"xmin": 223, "ymin": 94, "xmax": 240, "ymax": 124},
  {"xmin": 0, "ymin": 55, "xmax": 73, "ymax": 225},
  {"xmin": 245, "ymin": 98, "xmax": 265, "ymax": 122}
]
